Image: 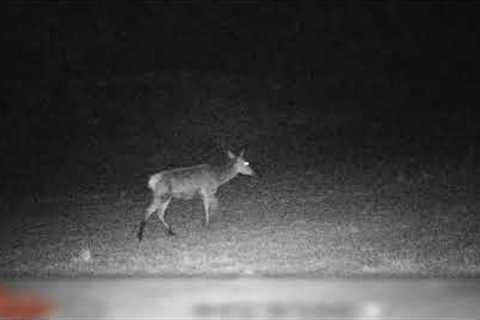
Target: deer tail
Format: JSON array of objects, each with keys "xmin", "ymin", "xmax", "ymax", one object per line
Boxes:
[{"xmin": 147, "ymin": 173, "xmax": 162, "ymax": 191}]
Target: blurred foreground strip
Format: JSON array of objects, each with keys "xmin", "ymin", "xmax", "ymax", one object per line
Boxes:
[
  {"xmin": 3, "ymin": 277, "xmax": 480, "ymax": 319},
  {"xmin": 0, "ymin": 284, "xmax": 55, "ymax": 319}
]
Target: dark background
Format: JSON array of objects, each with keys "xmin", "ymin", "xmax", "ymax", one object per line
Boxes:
[{"xmin": 1, "ymin": 2, "xmax": 479, "ymax": 202}]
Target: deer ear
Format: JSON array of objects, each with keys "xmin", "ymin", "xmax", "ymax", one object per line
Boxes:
[
  {"xmin": 227, "ymin": 150, "xmax": 235, "ymax": 159},
  {"xmin": 239, "ymin": 149, "xmax": 245, "ymax": 157}
]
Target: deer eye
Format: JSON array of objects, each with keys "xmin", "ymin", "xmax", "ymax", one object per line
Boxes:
[{"xmin": 244, "ymin": 161, "xmax": 249, "ymax": 166}]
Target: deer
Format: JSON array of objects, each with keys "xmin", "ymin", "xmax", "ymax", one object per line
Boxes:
[{"xmin": 137, "ymin": 150, "xmax": 255, "ymax": 241}]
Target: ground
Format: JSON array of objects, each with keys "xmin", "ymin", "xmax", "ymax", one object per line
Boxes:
[{"xmin": 1, "ymin": 144, "xmax": 479, "ymax": 277}]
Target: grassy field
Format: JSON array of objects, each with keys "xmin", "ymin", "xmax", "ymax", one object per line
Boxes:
[{"xmin": 1, "ymin": 148, "xmax": 479, "ymax": 278}]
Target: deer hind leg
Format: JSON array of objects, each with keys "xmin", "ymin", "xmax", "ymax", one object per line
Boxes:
[
  {"xmin": 138, "ymin": 195, "xmax": 162, "ymax": 241},
  {"xmin": 138, "ymin": 194, "xmax": 173, "ymax": 241},
  {"xmin": 156, "ymin": 196, "xmax": 174, "ymax": 235},
  {"xmin": 209, "ymin": 195, "xmax": 218, "ymax": 217}
]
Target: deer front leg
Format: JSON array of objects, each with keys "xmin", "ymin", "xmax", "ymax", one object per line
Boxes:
[
  {"xmin": 202, "ymin": 194, "xmax": 218, "ymax": 226},
  {"xmin": 202, "ymin": 195, "xmax": 210, "ymax": 226}
]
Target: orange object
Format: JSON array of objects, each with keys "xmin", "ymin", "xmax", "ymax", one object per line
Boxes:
[{"xmin": 0, "ymin": 285, "xmax": 55, "ymax": 319}]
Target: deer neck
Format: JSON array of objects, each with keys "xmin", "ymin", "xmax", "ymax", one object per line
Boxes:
[{"xmin": 217, "ymin": 160, "xmax": 238, "ymax": 185}]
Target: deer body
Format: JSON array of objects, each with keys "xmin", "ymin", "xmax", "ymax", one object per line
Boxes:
[{"xmin": 137, "ymin": 150, "xmax": 254, "ymax": 241}]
